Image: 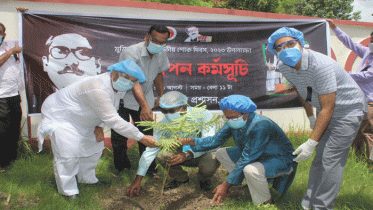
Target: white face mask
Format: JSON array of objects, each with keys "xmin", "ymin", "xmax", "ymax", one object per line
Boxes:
[{"xmin": 369, "ymin": 43, "xmax": 373, "ymax": 53}]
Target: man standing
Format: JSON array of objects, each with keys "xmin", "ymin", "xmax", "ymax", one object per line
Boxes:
[
  {"xmin": 111, "ymin": 25, "xmax": 170, "ymax": 176},
  {"xmin": 327, "ymin": 19, "xmax": 373, "ymax": 161},
  {"xmin": 126, "ymin": 91, "xmax": 220, "ymax": 197},
  {"xmin": 268, "ymin": 27, "xmax": 367, "ymax": 210},
  {"xmin": 0, "ymin": 22, "xmax": 24, "ymax": 171}
]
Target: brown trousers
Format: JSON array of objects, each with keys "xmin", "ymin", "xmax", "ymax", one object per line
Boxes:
[
  {"xmin": 157, "ymin": 149, "xmax": 220, "ymax": 182},
  {"xmin": 352, "ymin": 102, "xmax": 373, "ymax": 160}
]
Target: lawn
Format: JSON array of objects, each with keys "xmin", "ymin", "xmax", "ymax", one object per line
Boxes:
[{"xmin": 0, "ymin": 130, "xmax": 372, "ymax": 209}]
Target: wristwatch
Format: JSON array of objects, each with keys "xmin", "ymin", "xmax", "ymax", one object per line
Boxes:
[{"xmin": 184, "ymin": 151, "xmax": 193, "ymax": 161}]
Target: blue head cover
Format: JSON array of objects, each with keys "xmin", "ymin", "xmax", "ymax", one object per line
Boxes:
[
  {"xmin": 267, "ymin": 27, "xmax": 305, "ymax": 54},
  {"xmin": 108, "ymin": 60, "xmax": 147, "ymax": 83},
  {"xmin": 160, "ymin": 91, "xmax": 188, "ymax": 109},
  {"xmin": 219, "ymin": 95, "xmax": 257, "ymax": 113}
]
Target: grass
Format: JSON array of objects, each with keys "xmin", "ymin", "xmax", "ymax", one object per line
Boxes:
[{"xmin": 0, "ymin": 131, "xmax": 373, "ymax": 209}]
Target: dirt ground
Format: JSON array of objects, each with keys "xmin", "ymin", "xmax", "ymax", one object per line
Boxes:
[{"xmin": 102, "ymin": 167, "xmax": 252, "ymax": 210}]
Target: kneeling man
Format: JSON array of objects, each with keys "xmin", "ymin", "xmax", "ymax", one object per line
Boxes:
[
  {"xmin": 179, "ymin": 95, "xmax": 297, "ymax": 206},
  {"xmin": 127, "ymin": 91, "xmax": 220, "ymax": 197}
]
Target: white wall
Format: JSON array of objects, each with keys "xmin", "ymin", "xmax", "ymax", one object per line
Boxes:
[{"xmin": 2, "ymin": 0, "xmax": 369, "ymax": 138}]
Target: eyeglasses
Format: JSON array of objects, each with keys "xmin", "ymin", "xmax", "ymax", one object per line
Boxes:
[
  {"xmin": 222, "ymin": 114, "xmax": 243, "ymax": 122},
  {"xmin": 149, "ymin": 35, "xmax": 167, "ymax": 46},
  {"xmin": 273, "ymin": 39, "xmax": 298, "ymax": 53},
  {"xmin": 117, "ymin": 72, "xmax": 138, "ymax": 83},
  {"xmin": 50, "ymin": 46, "xmax": 93, "ymax": 61},
  {"xmin": 161, "ymin": 107, "xmax": 182, "ymax": 114}
]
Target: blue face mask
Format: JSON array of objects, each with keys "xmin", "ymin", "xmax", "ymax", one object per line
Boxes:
[
  {"xmin": 227, "ymin": 116, "xmax": 247, "ymax": 129},
  {"xmin": 112, "ymin": 76, "xmax": 134, "ymax": 92},
  {"xmin": 278, "ymin": 45, "xmax": 302, "ymax": 67},
  {"xmin": 147, "ymin": 41, "xmax": 165, "ymax": 54},
  {"xmin": 165, "ymin": 112, "xmax": 181, "ymax": 121},
  {"xmin": 0, "ymin": 35, "xmax": 3, "ymax": 44}
]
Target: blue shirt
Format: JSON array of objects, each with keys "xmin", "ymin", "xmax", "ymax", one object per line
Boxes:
[
  {"xmin": 191, "ymin": 112, "xmax": 295, "ymax": 185},
  {"xmin": 137, "ymin": 107, "xmax": 216, "ymax": 176}
]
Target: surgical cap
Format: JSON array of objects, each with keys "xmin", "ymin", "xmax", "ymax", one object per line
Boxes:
[
  {"xmin": 108, "ymin": 60, "xmax": 147, "ymax": 83},
  {"xmin": 219, "ymin": 95, "xmax": 257, "ymax": 113},
  {"xmin": 159, "ymin": 91, "xmax": 188, "ymax": 109},
  {"xmin": 267, "ymin": 27, "xmax": 305, "ymax": 54}
]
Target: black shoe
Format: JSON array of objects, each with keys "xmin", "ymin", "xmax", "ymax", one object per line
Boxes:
[
  {"xmin": 199, "ymin": 179, "xmax": 212, "ymax": 191},
  {"xmin": 164, "ymin": 179, "xmax": 189, "ymax": 190}
]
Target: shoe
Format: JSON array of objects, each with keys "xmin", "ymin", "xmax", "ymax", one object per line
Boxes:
[
  {"xmin": 199, "ymin": 179, "xmax": 212, "ymax": 191},
  {"xmin": 164, "ymin": 178, "xmax": 189, "ymax": 190},
  {"xmin": 64, "ymin": 194, "xmax": 78, "ymax": 200}
]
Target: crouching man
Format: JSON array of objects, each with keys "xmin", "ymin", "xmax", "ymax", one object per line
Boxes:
[
  {"xmin": 126, "ymin": 91, "xmax": 220, "ymax": 197},
  {"xmin": 179, "ymin": 95, "xmax": 297, "ymax": 206}
]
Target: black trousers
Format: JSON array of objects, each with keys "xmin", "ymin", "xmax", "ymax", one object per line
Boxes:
[
  {"xmin": 111, "ymin": 103, "xmax": 157, "ymax": 172},
  {"xmin": 0, "ymin": 95, "xmax": 22, "ymax": 168}
]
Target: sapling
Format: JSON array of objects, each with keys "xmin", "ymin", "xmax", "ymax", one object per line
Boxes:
[{"xmin": 136, "ymin": 102, "xmax": 221, "ymax": 154}]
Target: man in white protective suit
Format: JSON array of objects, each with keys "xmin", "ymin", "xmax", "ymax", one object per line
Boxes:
[{"xmin": 37, "ymin": 59, "xmax": 158, "ymax": 199}]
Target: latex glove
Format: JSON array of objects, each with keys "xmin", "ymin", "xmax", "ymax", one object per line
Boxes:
[
  {"xmin": 308, "ymin": 115, "xmax": 316, "ymax": 130},
  {"xmin": 293, "ymin": 139, "xmax": 318, "ymax": 162}
]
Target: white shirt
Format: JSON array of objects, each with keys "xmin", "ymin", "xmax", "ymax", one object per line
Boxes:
[
  {"xmin": 37, "ymin": 72, "xmax": 144, "ymax": 157},
  {"xmin": 0, "ymin": 40, "xmax": 24, "ymax": 98}
]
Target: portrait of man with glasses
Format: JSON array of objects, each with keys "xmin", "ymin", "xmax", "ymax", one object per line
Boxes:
[{"xmin": 42, "ymin": 33, "xmax": 102, "ymax": 89}]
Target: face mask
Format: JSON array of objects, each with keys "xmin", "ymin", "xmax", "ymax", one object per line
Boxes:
[
  {"xmin": 0, "ymin": 35, "xmax": 3, "ymax": 44},
  {"xmin": 147, "ymin": 41, "xmax": 165, "ymax": 54},
  {"xmin": 165, "ymin": 112, "xmax": 181, "ymax": 121},
  {"xmin": 112, "ymin": 76, "xmax": 134, "ymax": 92},
  {"xmin": 278, "ymin": 44, "xmax": 302, "ymax": 67},
  {"xmin": 227, "ymin": 116, "xmax": 247, "ymax": 129},
  {"xmin": 369, "ymin": 43, "xmax": 373, "ymax": 53}
]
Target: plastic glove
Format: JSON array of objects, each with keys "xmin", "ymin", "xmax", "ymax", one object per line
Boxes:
[
  {"xmin": 293, "ymin": 139, "xmax": 318, "ymax": 162},
  {"xmin": 308, "ymin": 115, "xmax": 316, "ymax": 129}
]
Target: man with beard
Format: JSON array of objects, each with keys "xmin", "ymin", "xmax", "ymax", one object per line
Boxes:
[
  {"xmin": 42, "ymin": 33, "xmax": 102, "ymax": 89},
  {"xmin": 0, "ymin": 22, "xmax": 24, "ymax": 171}
]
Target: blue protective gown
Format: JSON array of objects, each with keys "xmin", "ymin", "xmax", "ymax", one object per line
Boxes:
[{"xmin": 191, "ymin": 112, "xmax": 297, "ymax": 195}]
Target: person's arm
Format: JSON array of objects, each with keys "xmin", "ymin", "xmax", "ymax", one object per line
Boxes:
[
  {"xmin": 132, "ymin": 83, "xmax": 153, "ymax": 121},
  {"xmin": 293, "ymin": 92, "xmax": 336, "ymax": 162},
  {"xmin": 80, "ymin": 88, "xmax": 157, "ymax": 147},
  {"xmin": 309, "ymin": 92, "xmax": 335, "ymax": 142},
  {"xmin": 0, "ymin": 46, "xmax": 22, "ymax": 68},
  {"xmin": 153, "ymin": 73, "xmax": 164, "ymax": 109},
  {"xmin": 348, "ymin": 68, "xmax": 373, "ymax": 82},
  {"xmin": 326, "ymin": 19, "xmax": 367, "ymax": 58},
  {"xmin": 179, "ymin": 124, "xmax": 232, "ymax": 152},
  {"xmin": 126, "ymin": 175, "xmax": 143, "ymax": 197}
]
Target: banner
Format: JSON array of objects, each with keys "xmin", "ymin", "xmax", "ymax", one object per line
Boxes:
[{"xmin": 22, "ymin": 13, "xmax": 328, "ymax": 114}]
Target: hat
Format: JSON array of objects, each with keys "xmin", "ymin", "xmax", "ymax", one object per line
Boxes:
[
  {"xmin": 108, "ymin": 60, "xmax": 147, "ymax": 83},
  {"xmin": 159, "ymin": 91, "xmax": 188, "ymax": 109},
  {"xmin": 219, "ymin": 95, "xmax": 257, "ymax": 113},
  {"xmin": 267, "ymin": 27, "xmax": 305, "ymax": 54}
]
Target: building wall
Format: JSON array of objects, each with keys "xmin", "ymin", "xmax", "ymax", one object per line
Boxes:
[{"xmin": 1, "ymin": 0, "xmax": 372, "ymax": 138}]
